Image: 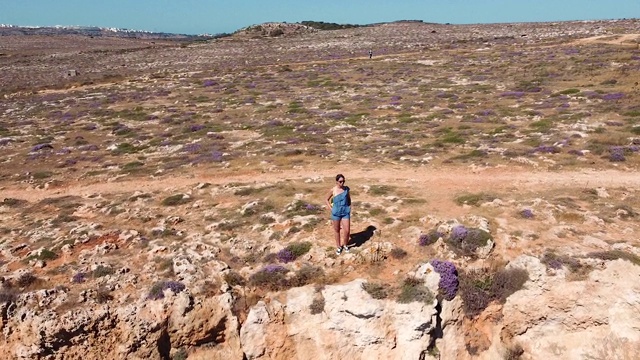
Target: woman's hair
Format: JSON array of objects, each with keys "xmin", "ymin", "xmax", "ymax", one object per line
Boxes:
[{"xmin": 335, "ymin": 174, "xmax": 345, "ymax": 182}]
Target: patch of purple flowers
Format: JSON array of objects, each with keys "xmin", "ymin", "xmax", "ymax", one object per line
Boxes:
[
  {"xmin": 609, "ymin": 147, "xmax": 626, "ymax": 162},
  {"xmin": 449, "ymin": 225, "xmax": 468, "ymax": 243},
  {"xmin": 601, "ymin": 93, "xmax": 624, "ymax": 101},
  {"xmin": 147, "ymin": 280, "xmax": 186, "ymax": 300},
  {"xmin": 419, "ymin": 231, "xmax": 443, "ymax": 247},
  {"xmin": 32, "ymin": 143, "xmax": 53, "ymax": 152},
  {"xmin": 262, "ymin": 264, "xmax": 288, "ymax": 273},
  {"xmin": 277, "ymin": 249, "xmax": 295, "ymax": 263},
  {"xmin": 531, "ymin": 145, "xmax": 560, "ymax": 154},
  {"xmin": 430, "ymin": 259, "xmax": 459, "ymax": 301},
  {"xmin": 519, "ymin": 209, "xmax": 534, "ymax": 219},
  {"xmin": 72, "ymin": 272, "xmax": 86, "ymax": 283}
]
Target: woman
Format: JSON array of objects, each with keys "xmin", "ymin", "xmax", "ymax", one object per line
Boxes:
[{"xmin": 326, "ymin": 174, "xmax": 351, "ymax": 255}]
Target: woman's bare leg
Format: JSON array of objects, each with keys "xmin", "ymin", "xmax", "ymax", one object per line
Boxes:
[
  {"xmin": 341, "ymin": 218, "xmax": 351, "ymax": 247},
  {"xmin": 332, "ymin": 220, "xmax": 341, "ymax": 248}
]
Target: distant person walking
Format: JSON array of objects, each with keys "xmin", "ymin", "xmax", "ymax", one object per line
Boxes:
[
  {"xmin": 369, "ymin": 49, "xmax": 373, "ymax": 59},
  {"xmin": 326, "ymin": 174, "xmax": 351, "ymax": 255}
]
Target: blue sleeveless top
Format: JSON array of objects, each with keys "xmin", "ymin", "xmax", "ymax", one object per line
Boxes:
[{"xmin": 331, "ymin": 187, "xmax": 351, "ymax": 218}]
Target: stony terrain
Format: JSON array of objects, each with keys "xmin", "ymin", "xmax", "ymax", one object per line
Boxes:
[{"xmin": 1, "ymin": 19, "xmax": 640, "ymax": 360}]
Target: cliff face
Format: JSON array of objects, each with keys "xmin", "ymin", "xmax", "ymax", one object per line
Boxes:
[{"xmin": 2, "ymin": 257, "xmax": 639, "ymax": 360}]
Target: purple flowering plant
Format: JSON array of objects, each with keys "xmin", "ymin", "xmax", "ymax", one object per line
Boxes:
[
  {"xmin": 147, "ymin": 280, "xmax": 186, "ymax": 300},
  {"xmin": 430, "ymin": 259, "xmax": 459, "ymax": 301}
]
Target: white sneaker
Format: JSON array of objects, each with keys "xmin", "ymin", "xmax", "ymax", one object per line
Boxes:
[
  {"xmin": 336, "ymin": 247, "xmax": 343, "ymax": 255},
  {"xmin": 343, "ymin": 245, "xmax": 350, "ymax": 253}
]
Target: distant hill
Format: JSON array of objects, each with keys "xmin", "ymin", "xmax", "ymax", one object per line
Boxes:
[{"xmin": 0, "ymin": 24, "xmax": 222, "ymax": 40}]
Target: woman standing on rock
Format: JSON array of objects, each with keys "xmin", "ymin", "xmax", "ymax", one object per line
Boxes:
[{"xmin": 326, "ymin": 174, "xmax": 351, "ymax": 255}]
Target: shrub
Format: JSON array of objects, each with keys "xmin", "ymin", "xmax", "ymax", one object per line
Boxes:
[
  {"xmin": 290, "ymin": 265, "xmax": 325, "ymax": 287},
  {"xmin": 277, "ymin": 241, "xmax": 313, "ymax": 263},
  {"xmin": 446, "ymin": 225, "xmax": 492, "ymax": 256},
  {"xmin": 147, "ymin": 280, "xmax": 186, "ymax": 300},
  {"xmin": 72, "ymin": 272, "xmax": 87, "ymax": 283},
  {"xmin": 430, "ymin": 260, "xmax": 459, "ymax": 301},
  {"xmin": 489, "ymin": 268, "xmax": 529, "ymax": 302},
  {"xmin": 96, "ymin": 288, "xmax": 114, "ymax": 303},
  {"xmin": 161, "ymin": 194, "xmax": 191, "ymax": 206},
  {"xmin": 92, "ymin": 265, "xmax": 115, "ymax": 278},
  {"xmin": 454, "ymin": 192, "xmax": 496, "ymax": 206},
  {"xmin": 362, "ymin": 282, "xmax": 389, "ymax": 300},
  {"xmin": 16, "ymin": 272, "xmax": 38, "ymax": 288},
  {"xmin": 519, "ymin": 209, "xmax": 534, "ymax": 219},
  {"xmin": 0, "ymin": 289, "xmax": 17, "ymax": 304},
  {"xmin": 249, "ymin": 265, "xmax": 290, "ymax": 291},
  {"xmin": 459, "ymin": 269, "xmax": 492, "ymax": 317},
  {"xmin": 309, "ymin": 297, "xmax": 325, "ymax": 314},
  {"xmin": 38, "ymin": 248, "xmax": 58, "ymax": 260},
  {"xmin": 276, "ymin": 249, "xmax": 296, "ymax": 263},
  {"xmin": 419, "ymin": 230, "xmax": 443, "ymax": 246},
  {"xmin": 389, "ymin": 247, "xmax": 408, "ymax": 259},
  {"xmin": 397, "ymin": 277, "xmax": 434, "ymax": 304},
  {"xmin": 587, "ymin": 250, "xmax": 640, "ymax": 266},
  {"xmin": 504, "ymin": 343, "xmax": 524, "ymax": 360},
  {"xmin": 223, "ymin": 271, "xmax": 246, "ymax": 286},
  {"xmin": 459, "ymin": 267, "xmax": 529, "ymax": 317}
]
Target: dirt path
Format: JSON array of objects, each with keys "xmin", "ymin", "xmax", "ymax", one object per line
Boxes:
[{"xmin": 2, "ymin": 166, "xmax": 637, "ymax": 202}]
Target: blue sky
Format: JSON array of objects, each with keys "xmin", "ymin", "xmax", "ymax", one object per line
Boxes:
[{"xmin": 1, "ymin": 1, "xmax": 639, "ymax": 35}]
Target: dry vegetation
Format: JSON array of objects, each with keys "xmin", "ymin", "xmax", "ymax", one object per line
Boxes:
[{"xmin": 1, "ymin": 19, "xmax": 640, "ymax": 356}]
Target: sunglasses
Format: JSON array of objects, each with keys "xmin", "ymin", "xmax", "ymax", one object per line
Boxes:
[{"xmin": 337, "ymin": 179, "xmax": 345, "ymax": 183}]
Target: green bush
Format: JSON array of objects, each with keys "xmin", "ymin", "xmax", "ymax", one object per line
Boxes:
[
  {"xmin": 161, "ymin": 194, "xmax": 191, "ymax": 206},
  {"xmin": 309, "ymin": 297, "xmax": 325, "ymax": 314},
  {"xmin": 454, "ymin": 192, "xmax": 496, "ymax": 206},
  {"xmin": 587, "ymin": 250, "xmax": 640, "ymax": 266},
  {"xmin": 92, "ymin": 265, "xmax": 115, "ymax": 278},
  {"xmin": 286, "ymin": 241, "xmax": 312, "ymax": 258},
  {"xmin": 223, "ymin": 271, "xmax": 246, "ymax": 286},
  {"xmin": 362, "ymin": 282, "xmax": 389, "ymax": 299},
  {"xmin": 459, "ymin": 267, "xmax": 529, "ymax": 318},
  {"xmin": 290, "ymin": 265, "xmax": 324, "ymax": 287},
  {"xmin": 397, "ymin": 277, "xmax": 433, "ymax": 304}
]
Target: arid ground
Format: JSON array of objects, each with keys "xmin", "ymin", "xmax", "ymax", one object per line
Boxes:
[{"xmin": 1, "ymin": 19, "xmax": 640, "ymax": 360}]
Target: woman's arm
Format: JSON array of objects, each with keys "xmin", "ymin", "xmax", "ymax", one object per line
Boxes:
[{"xmin": 326, "ymin": 189, "xmax": 334, "ymax": 210}]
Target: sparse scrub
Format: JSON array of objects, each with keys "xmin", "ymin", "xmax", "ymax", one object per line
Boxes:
[
  {"xmin": 454, "ymin": 193, "xmax": 496, "ymax": 206},
  {"xmin": 147, "ymin": 280, "xmax": 186, "ymax": 300},
  {"xmin": 459, "ymin": 266, "xmax": 528, "ymax": 317},
  {"xmin": 249, "ymin": 265, "xmax": 290, "ymax": 291},
  {"xmin": 223, "ymin": 271, "xmax": 247, "ymax": 286},
  {"xmin": 446, "ymin": 225, "xmax": 492, "ymax": 256},
  {"xmin": 309, "ymin": 296, "xmax": 325, "ymax": 314},
  {"xmin": 587, "ymin": 250, "xmax": 640, "ymax": 266},
  {"xmin": 92, "ymin": 265, "xmax": 115, "ymax": 278},
  {"xmin": 397, "ymin": 277, "xmax": 434, "ymax": 304},
  {"xmin": 389, "ymin": 247, "xmax": 408, "ymax": 259},
  {"xmin": 362, "ymin": 282, "xmax": 389, "ymax": 300},
  {"xmin": 419, "ymin": 230, "xmax": 443, "ymax": 246},
  {"xmin": 161, "ymin": 194, "xmax": 191, "ymax": 206}
]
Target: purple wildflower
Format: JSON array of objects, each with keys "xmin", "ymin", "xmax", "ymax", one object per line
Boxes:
[
  {"xmin": 32, "ymin": 143, "xmax": 53, "ymax": 152},
  {"xmin": 147, "ymin": 280, "xmax": 186, "ymax": 300},
  {"xmin": 520, "ymin": 209, "xmax": 534, "ymax": 219},
  {"xmin": 72, "ymin": 272, "xmax": 86, "ymax": 283},
  {"xmin": 277, "ymin": 249, "xmax": 295, "ymax": 263},
  {"xmin": 430, "ymin": 259, "xmax": 459, "ymax": 301},
  {"xmin": 262, "ymin": 264, "xmax": 288, "ymax": 273},
  {"xmin": 609, "ymin": 147, "xmax": 626, "ymax": 162},
  {"xmin": 602, "ymin": 93, "xmax": 624, "ymax": 101},
  {"xmin": 203, "ymin": 80, "xmax": 217, "ymax": 87},
  {"xmin": 449, "ymin": 225, "xmax": 468, "ymax": 243}
]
